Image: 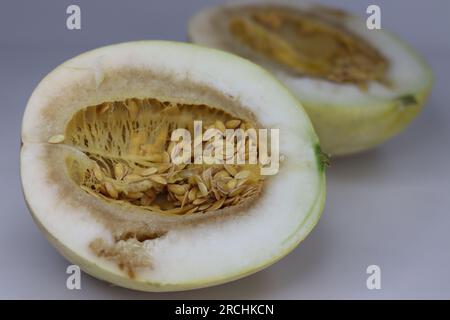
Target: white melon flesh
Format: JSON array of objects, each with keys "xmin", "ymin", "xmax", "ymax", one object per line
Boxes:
[
  {"xmin": 21, "ymin": 41, "xmax": 326, "ymax": 291},
  {"xmin": 188, "ymin": 0, "xmax": 433, "ymax": 155}
]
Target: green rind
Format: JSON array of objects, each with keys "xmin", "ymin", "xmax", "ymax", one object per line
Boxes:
[{"xmin": 302, "ymin": 86, "xmax": 431, "ymax": 156}]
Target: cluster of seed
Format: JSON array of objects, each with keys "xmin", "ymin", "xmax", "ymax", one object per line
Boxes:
[
  {"xmin": 84, "ymin": 160, "xmax": 262, "ymax": 215},
  {"xmin": 52, "ymin": 117, "xmax": 263, "ymax": 215}
]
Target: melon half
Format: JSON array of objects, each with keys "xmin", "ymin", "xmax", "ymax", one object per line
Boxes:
[
  {"xmin": 21, "ymin": 41, "xmax": 326, "ymax": 291},
  {"xmin": 189, "ymin": 0, "xmax": 433, "ymax": 155}
]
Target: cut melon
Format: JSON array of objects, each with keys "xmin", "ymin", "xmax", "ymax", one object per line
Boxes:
[
  {"xmin": 21, "ymin": 41, "xmax": 326, "ymax": 291},
  {"xmin": 189, "ymin": 0, "xmax": 433, "ymax": 155}
]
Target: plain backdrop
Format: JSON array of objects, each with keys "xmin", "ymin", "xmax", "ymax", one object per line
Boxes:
[{"xmin": 1, "ymin": 0, "xmax": 449, "ymax": 299}]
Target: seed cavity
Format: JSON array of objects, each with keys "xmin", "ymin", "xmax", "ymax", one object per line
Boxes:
[
  {"xmin": 227, "ymin": 6, "xmax": 389, "ymax": 87},
  {"xmin": 63, "ymin": 98, "xmax": 265, "ymax": 216}
]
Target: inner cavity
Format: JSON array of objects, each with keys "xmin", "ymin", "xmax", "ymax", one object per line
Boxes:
[
  {"xmin": 64, "ymin": 98, "xmax": 264, "ymax": 215},
  {"xmin": 228, "ymin": 6, "xmax": 389, "ymax": 87}
]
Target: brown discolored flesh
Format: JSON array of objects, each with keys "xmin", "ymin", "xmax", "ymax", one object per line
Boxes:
[
  {"xmin": 60, "ymin": 98, "xmax": 264, "ymax": 216},
  {"xmin": 227, "ymin": 6, "xmax": 389, "ymax": 87},
  {"xmin": 89, "ymin": 238, "xmax": 152, "ymax": 278}
]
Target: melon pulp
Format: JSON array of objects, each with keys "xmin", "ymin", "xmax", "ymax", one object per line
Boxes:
[
  {"xmin": 188, "ymin": 0, "xmax": 433, "ymax": 155},
  {"xmin": 21, "ymin": 41, "xmax": 326, "ymax": 291}
]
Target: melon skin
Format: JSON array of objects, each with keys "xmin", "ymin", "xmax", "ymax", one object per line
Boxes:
[
  {"xmin": 21, "ymin": 41, "xmax": 326, "ymax": 292},
  {"xmin": 302, "ymin": 89, "xmax": 431, "ymax": 156},
  {"xmin": 188, "ymin": 1, "xmax": 433, "ymax": 156}
]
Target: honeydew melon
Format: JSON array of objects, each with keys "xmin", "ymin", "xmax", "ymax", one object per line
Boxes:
[
  {"xmin": 188, "ymin": 0, "xmax": 433, "ymax": 155},
  {"xmin": 21, "ymin": 41, "xmax": 326, "ymax": 291}
]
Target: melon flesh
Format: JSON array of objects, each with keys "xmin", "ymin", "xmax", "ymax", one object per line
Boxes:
[
  {"xmin": 188, "ymin": 0, "xmax": 433, "ymax": 155},
  {"xmin": 21, "ymin": 41, "xmax": 325, "ymax": 291}
]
